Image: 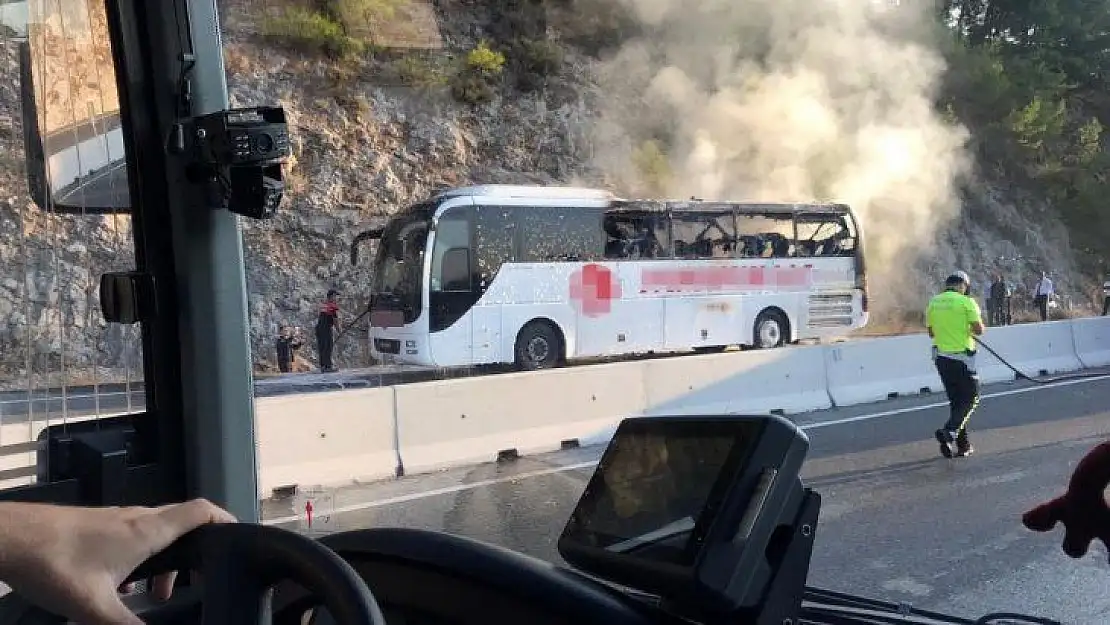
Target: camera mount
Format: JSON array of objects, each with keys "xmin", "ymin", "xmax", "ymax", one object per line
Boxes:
[{"xmin": 175, "ymin": 106, "xmax": 291, "ymax": 220}]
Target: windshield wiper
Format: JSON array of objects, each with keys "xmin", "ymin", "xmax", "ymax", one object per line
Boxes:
[{"xmin": 799, "ymin": 587, "xmax": 1062, "ymax": 625}]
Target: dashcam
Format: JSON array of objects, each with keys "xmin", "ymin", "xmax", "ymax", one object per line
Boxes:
[
  {"xmin": 558, "ymin": 415, "xmax": 820, "ymax": 624},
  {"xmin": 193, "ymin": 106, "xmax": 290, "ymax": 167},
  {"xmin": 185, "ymin": 106, "xmax": 291, "ymax": 220}
]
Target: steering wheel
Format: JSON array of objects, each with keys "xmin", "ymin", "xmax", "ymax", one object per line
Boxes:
[{"xmin": 0, "ymin": 523, "xmax": 385, "ymax": 625}]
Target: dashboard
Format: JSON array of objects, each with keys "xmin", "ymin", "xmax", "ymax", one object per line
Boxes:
[{"xmin": 271, "ymin": 528, "xmax": 661, "ymax": 625}]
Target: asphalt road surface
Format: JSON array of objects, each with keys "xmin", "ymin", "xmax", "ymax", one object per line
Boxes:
[{"xmin": 262, "ymin": 372, "xmax": 1110, "ymax": 624}]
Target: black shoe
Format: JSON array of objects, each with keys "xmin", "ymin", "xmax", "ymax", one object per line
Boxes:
[
  {"xmin": 935, "ymin": 429, "xmax": 955, "ymax": 459},
  {"xmin": 956, "ymin": 432, "xmax": 973, "ymax": 457}
]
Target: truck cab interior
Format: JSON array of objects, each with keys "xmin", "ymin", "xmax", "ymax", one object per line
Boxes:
[{"xmin": 0, "ymin": 2, "xmax": 1089, "ymax": 625}]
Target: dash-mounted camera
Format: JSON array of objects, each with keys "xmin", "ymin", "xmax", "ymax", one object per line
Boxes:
[{"xmin": 178, "ymin": 106, "xmax": 291, "ymax": 220}]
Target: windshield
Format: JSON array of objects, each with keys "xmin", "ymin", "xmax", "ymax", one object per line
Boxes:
[
  {"xmin": 370, "ymin": 207, "xmax": 431, "ymax": 324},
  {"xmin": 5, "ymin": 0, "xmax": 1110, "ymax": 624}
]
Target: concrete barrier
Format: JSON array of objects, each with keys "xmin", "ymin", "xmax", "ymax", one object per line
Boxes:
[
  {"xmin": 1070, "ymin": 316, "xmax": 1110, "ymax": 369},
  {"xmin": 974, "ymin": 320, "xmax": 1082, "ymax": 384},
  {"xmin": 393, "ymin": 361, "xmax": 646, "ymax": 475},
  {"xmin": 4, "ymin": 318, "xmax": 1105, "ymax": 496},
  {"xmin": 641, "ymin": 345, "xmax": 831, "ymax": 417},
  {"xmin": 824, "ymin": 334, "xmax": 942, "ymax": 406},
  {"xmin": 254, "ymin": 388, "xmax": 399, "ymax": 497}
]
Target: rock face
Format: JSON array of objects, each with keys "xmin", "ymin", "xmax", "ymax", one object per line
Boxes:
[{"xmin": 0, "ymin": 0, "xmax": 1099, "ymax": 389}]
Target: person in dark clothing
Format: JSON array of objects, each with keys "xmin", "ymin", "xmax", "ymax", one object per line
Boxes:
[
  {"xmin": 1102, "ymin": 276, "xmax": 1110, "ymax": 316},
  {"xmin": 316, "ymin": 290, "xmax": 341, "ymax": 373},
  {"xmin": 988, "ymin": 273, "xmax": 1012, "ymax": 326},
  {"xmin": 275, "ymin": 324, "xmax": 303, "ymax": 373}
]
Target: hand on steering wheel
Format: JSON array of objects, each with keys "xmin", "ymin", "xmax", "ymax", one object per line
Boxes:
[
  {"xmin": 0, "ymin": 499, "xmax": 384, "ymax": 625},
  {"xmin": 0, "ymin": 498, "xmax": 234, "ymax": 624}
]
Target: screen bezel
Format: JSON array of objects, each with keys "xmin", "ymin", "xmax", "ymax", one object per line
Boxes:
[{"xmin": 558, "ymin": 416, "xmax": 766, "ymax": 588}]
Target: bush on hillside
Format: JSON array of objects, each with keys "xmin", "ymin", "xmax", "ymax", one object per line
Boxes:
[
  {"xmin": 391, "ymin": 55, "xmax": 448, "ymax": 88},
  {"xmin": 510, "ymin": 37, "xmax": 563, "ymax": 91},
  {"xmin": 261, "ymin": 7, "xmax": 364, "ymax": 60},
  {"xmin": 449, "ymin": 41, "xmax": 505, "ymax": 105}
]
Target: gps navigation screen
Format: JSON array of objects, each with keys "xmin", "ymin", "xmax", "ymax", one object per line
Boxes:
[{"xmin": 561, "ymin": 419, "xmax": 760, "ymax": 567}]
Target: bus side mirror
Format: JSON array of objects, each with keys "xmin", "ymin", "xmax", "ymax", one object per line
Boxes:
[
  {"xmin": 18, "ymin": 14, "xmax": 132, "ymax": 214},
  {"xmin": 350, "ymin": 227, "xmax": 384, "ymax": 265}
]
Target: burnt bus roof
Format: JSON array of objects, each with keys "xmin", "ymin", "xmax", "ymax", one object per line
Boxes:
[{"xmin": 610, "ymin": 199, "xmax": 853, "ymax": 214}]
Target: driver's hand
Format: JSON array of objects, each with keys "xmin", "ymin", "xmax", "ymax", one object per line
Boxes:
[{"xmin": 0, "ymin": 498, "xmax": 236, "ymax": 625}]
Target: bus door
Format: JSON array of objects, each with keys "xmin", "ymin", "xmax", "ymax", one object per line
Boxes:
[{"xmin": 428, "ymin": 204, "xmax": 477, "ymax": 365}]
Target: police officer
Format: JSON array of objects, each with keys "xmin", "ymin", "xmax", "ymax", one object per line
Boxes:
[{"xmin": 925, "ymin": 270, "xmax": 985, "ymax": 459}]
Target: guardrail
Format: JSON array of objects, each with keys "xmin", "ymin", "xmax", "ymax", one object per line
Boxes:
[{"xmin": 252, "ymin": 317, "xmax": 1110, "ymax": 499}]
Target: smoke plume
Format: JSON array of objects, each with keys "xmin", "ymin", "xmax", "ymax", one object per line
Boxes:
[{"xmin": 587, "ymin": 0, "xmax": 972, "ymax": 317}]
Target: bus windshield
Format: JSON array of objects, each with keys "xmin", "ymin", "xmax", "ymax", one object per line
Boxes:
[{"xmin": 371, "ymin": 206, "xmax": 431, "ymax": 324}]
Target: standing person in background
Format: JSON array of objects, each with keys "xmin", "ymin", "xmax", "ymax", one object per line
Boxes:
[
  {"xmin": 1102, "ymin": 274, "xmax": 1110, "ymax": 316},
  {"xmin": 988, "ymin": 273, "xmax": 1013, "ymax": 326},
  {"xmin": 316, "ymin": 289, "xmax": 342, "ymax": 373},
  {"xmin": 988, "ymin": 274, "xmax": 1005, "ymax": 326},
  {"xmin": 275, "ymin": 323, "xmax": 303, "ymax": 373},
  {"xmin": 1002, "ymin": 274, "xmax": 1013, "ymax": 325},
  {"xmin": 1033, "ymin": 271, "xmax": 1054, "ymax": 322}
]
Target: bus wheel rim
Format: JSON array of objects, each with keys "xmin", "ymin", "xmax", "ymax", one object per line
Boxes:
[
  {"xmin": 759, "ymin": 319, "xmax": 780, "ymax": 347},
  {"xmin": 527, "ymin": 336, "xmax": 550, "ymax": 363}
]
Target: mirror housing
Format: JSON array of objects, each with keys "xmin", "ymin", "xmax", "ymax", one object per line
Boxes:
[{"xmin": 350, "ymin": 227, "xmax": 384, "ymax": 265}]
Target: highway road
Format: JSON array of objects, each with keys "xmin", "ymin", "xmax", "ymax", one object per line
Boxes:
[{"xmin": 261, "ymin": 372, "xmax": 1110, "ymax": 624}]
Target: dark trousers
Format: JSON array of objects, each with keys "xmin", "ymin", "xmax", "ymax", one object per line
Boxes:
[
  {"xmin": 316, "ymin": 327, "xmax": 334, "ymax": 371},
  {"xmin": 935, "ymin": 355, "xmax": 979, "ymax": 435},
  {"xmin": 1102, "ymin": 296, "xmax": 1109, "ymax": 316},
  {"xmin": 1034, "ymin": 295, "xmax": 1048, "ymax": 321},
  {"xmin": 988, "ymin": 297, "xmax": 1011, "ymax": 325}
]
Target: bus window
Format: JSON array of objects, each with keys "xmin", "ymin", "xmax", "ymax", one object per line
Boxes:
[
  {"xmin": 736, "ymin": 213, "xmax": 795, "ymax": 258},
  {"xmin": 603, "ymin": 211, "xmax": 669, "ymax": 259},
  {"xmin": 671, "ymin": 211, "xmax": 736, "ymax": 259},
  {"xmin": 475, "ymin": 205, "xmax": 517, "ymax": 290},
  {"xmin": 431, "ymin": 208, "xmax": 472, "ymax": 293},
  {"xmin": 519, "ymin": 207, "xmax": 605, "ymax": 262},
  {"xmin": 795, "ymin": 213, "xmax": 856, "ymax": 258}
]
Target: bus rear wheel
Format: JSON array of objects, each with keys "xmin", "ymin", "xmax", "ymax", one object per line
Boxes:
[
  {"xmin": 753, "ymin": 309, "xmax": 788, "ymax": 349},
  {"xmin": 514, "ymin": 320, "xmax": 563, "ymax": 371}
]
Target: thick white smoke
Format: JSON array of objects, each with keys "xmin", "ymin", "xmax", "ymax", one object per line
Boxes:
[{"xmin": 587, "ymin": 0, "xmax": 973, "ymax": 318}]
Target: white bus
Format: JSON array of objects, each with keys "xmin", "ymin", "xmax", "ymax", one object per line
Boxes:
[{"xmin": 351, "ymin": 185, "xmax": 869, "ymax": 370}]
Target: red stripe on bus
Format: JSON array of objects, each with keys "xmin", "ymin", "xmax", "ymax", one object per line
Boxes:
[{"xmin": 640, "ymin": 266, "xmax": 812, "ymax": 291}]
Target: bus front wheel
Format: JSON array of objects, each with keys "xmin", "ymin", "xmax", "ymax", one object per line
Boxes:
[
  {"xmin": 514, "ymin": 320, "xmax": 563, "ymax": 371},
  {"xmin": 753, "ymin": 309, "xmax": 789, "ymax": 349}
]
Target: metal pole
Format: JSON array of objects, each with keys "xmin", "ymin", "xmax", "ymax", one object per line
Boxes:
[{"xmin": 171, "ymin": 0, "xmax": 260, "ymax": 523}]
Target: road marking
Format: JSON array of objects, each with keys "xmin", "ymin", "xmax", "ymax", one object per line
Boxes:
[
  {"xmin": 802, "ymin": 373, "xmax": 1110, "ymax": 430},
  {"xmin": 262, "ymin": 373, "xmax": 1110, "ymax": 526}
]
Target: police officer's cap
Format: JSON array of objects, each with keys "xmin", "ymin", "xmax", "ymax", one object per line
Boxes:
[{"xmin": 945, "ymin": 270, "xmax": 970, "ymax": 287}]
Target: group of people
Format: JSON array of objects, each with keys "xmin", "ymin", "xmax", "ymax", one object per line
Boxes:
[
  {"xmin": 274, "ymin": 289, "xmax": 344, "ymax": 374},
  {"xmin": 982, "ymin": 271, "xmax": 1056, "ymax": 326}
]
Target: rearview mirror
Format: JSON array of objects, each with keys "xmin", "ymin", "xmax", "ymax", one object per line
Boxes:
[{"xmin": 19, "ymin": 2, "xmax": 131, "ymax": 214}]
